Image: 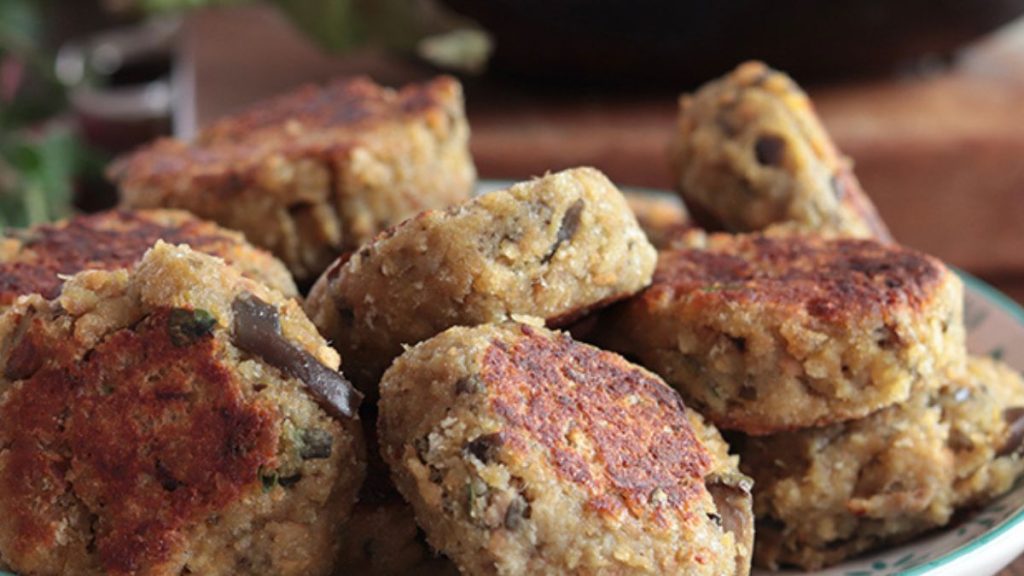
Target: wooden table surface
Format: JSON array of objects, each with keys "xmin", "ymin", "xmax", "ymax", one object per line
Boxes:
[{"xmin": 181, "ymin": 6, "xmax": 1024, "ymax": 574}]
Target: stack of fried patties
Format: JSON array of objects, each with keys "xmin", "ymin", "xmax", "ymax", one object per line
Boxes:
[
  {"xmin": 0, "ymin": 76, "xmax": 476, "ymax": 576},
  {"xmin": 305, "ymin": 166, "xmax": 756, "ymax": 576},
  {"xmin": 596, "ymin": 61, "xmax": 1024, "ymax": 571}
]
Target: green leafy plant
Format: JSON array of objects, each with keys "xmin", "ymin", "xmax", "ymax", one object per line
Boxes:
[
  {"xmin": 0, "ymin": 0, "xmax": 94, "ymax": 229},
  {"xmin": 129, "ymin": 0, "xmax": 491, "ymax": 72}
]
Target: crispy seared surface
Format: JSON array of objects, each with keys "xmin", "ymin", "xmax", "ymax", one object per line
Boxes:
[
  {"xmin": 197, "ymin": 77, "xmax": 449, "ymax": 142},
  {"xmin": 0, "ymin": 209, "xmax": 297, "ymax": 307},
  {"xmin": 0, "ymin": 243, "xmax": 364, "ymax": 576},
  {"xmin": 2, "ymin": 308, "xmax": 277, "ymax": 573},
  {"xmin": 480, "ymin": 326, "xmax": 711, "ymax": 516},
  {"xmin": 111, "ymin": 77, "xmax": 459, "ymax": 190},
  {"xmin": 111, "ymin": 76, "xmax": 476, "ymax": 283},
  {"xmin": 379, "ymin": 323, "xmax": 751, "ymax": 575},
  {"xmin": 670, "ymin": 61, "xmax": 890, "ymax": 240},
  {"xmin": 595, "ymin": 233, "xmax": 965, "ymax": 434},
  {"xmin": 650, "ymin": 234, "xmax": 944, "ymax": 323}
]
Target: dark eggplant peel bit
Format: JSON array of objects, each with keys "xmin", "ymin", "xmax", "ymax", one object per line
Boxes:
[{"xmin": 232, "ymin": 293, "xmax": 362, "ymax": 419}]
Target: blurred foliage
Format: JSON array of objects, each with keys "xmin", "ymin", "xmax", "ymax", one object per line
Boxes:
[
  {"xmin": 0, "ymin": 128, "xmax": 79, "ymax": 228},
  {"xmin": 124, "ymin": 0, "xmax": 491, "ymax": 71},
  {"xmin": 0, "ymin": 0, "xmax": 95, "ymax": 229},
  {"xmin": 0, "ymin": 0, "xmax": 488, "ymax": 229}
]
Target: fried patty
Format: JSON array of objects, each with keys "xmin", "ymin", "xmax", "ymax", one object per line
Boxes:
[
  {"xmin": 741, "ymin": 387, "xmax": 954, "ymax": 570},
  {"xmin": 306, "ymin": 167, "xmax": 657, "ymax": 397},
  {"xmin": 595, "ymin": 233, "xmax": 965, "ymax": 434},
  {"xmin": 670, "ymin": 61, "xmax": 890, "ymax": 240},
  {"xmin": 941, "ymin": 356, "xmax": 1024, "ymax": 509},
  {"xmin": 378, "ymin": 323, "xmax": 753, "ymax": 576},
  {"xmin": 0, "ymin": 209, "xmax": 297, "ymax": 309},
  {"xmin": 110, "ymin": 76, "xmax": 475, "ymax": 283},
  {"xmin": 743, "ymin": 356, "xmax": 1024, "ymax": 570},
  {"xmin": 0, "ymin": 242, "xmax": 364, "ymax": 576}
]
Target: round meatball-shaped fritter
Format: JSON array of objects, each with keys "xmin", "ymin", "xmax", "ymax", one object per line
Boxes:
[
  {"xmin": 670, "ymin": 61, "xmax": 890, "ymax": 241},
  {"xmin": 0, "ymin": 209, "xmax": 297, "ymax": 310},
  {"xmin": 0, "ymin": 242, "xmax": 364, "ymax": 576},
  {"xmin": 306, "ymin": 167, "xmax": 657, "ymax": 396},
  {"xmin": 742, "ymin": 356, "xmax": 1024, "ymax": 570},
  {"xmin": 110, "ymin": 76, "xmax": 475, "ymax": 283},
  {"xmin": 596, "ymin": 233, "xmax": 965, "ymax": 434},
  {"xmin": 378, "ymin": 323, "xmax": 753, "ymax": 576}
]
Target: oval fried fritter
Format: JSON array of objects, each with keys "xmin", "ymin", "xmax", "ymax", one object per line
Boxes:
[
  {"xmin": 595, "ymin": 233, "xmax": 965, "ymax": 434},
  {"xmin": 378, "ymin": 323, "xmax": 752, "ymax": 576},
  {"xmin": 741, "ymin": 388, "xmax": 954, "ymax": 570},
  {"xmin": 306, "ymin": 167, "xmax": 657, "ymax": 397},
  {"xmin": 0, "ymin": 209, "xmax": 297, "ymax": 310},
  {"xmin": 941, "ymin": 356, "xmax": 1024, "ymax": 509},
  {"xmin": 743, "ymin": 356, "xmax": 1024, "ymax": 571},
  {"xmin": 670, "ymin": 61, "xmax": 890, "ymax": 241},
  {"xmin": 111, "ymin": 76, "xmax": 476, "ymax": 283},
  {"xmin": 0, "ymin": 242, "xmax": 364, "ymax": 576}
]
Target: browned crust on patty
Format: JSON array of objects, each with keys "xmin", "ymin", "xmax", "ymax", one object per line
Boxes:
[
  {"xmin": 0, "ymin": 210, "xmax": 296, "ymax": 306},
  {"xmin": 379, "ymin": 323, "xmax": 749, "ymax": 574},
  {"xmin": 198, "ymin": 76, "xmax": 451, "ymax": 142},
  {"xmin": 594, "ymin": 232, "xmax": 964, "ymax": 434},
  {"xmin": 482, "ymin": 325, "xmax": 711, "ymax": 520},
  {"xmin": 108, "ymin": 76, "xmax": 462, "ymax": 194},
  {"xmin": 649, "ymin": 234, "xmax": 945, "ymax": 323},
  {"xmin": 1, "ymin": 307, "xmax": 278, "ymax": 574},
  {"xmin": 0, "ymin": 242, "xmax": 365, "ymax": 576}
]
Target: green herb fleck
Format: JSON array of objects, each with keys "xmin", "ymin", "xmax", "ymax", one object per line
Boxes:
[
  {"xmin": 167, "ymin": 308, "xmax": 217, "ymax": 347},
  {"xmin": 260, "ymin": 469, "xmax": 278, "ymax": 493}
]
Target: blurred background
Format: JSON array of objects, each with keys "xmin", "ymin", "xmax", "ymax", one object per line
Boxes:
[{"xmin": 3, "ymin": 0, "xmax": 1024, "ymax": 301}]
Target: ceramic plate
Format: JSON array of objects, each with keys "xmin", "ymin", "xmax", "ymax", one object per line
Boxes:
[{"xmin": 2, "ymin": 184, "xmax": 1023, "ymax": 576}]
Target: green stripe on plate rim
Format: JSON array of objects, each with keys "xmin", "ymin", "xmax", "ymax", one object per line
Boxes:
[{"xmin": 0, "ymin": 269, "xmax": 1020, "ymax": 576}]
